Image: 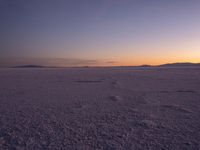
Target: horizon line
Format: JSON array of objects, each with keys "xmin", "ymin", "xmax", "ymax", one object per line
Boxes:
[{"xmin": 1, "ymin": 62, "xmax": 200, "ymax": 68}]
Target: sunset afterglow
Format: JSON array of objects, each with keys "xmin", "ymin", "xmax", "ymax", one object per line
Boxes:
[{"xmin": 0, "ymin": 0, "xmax": 200, "ymax": 67}]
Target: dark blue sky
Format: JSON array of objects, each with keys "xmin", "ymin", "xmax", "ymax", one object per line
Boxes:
[{"xmin": 0, "ymin": 0, "xmax": 200, "ymax": 67}]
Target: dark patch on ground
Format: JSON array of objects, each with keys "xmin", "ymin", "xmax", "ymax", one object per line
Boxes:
[
  {"xmin": 176, "ymin": 90, "xmax": 196, "ymax": 93},
  {"xmin": 75, "ymin": 80, "xmax": 102, "ymax": 83}
]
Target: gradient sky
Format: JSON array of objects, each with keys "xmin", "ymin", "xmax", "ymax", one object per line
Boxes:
[{"xmin": 0, "ymin": 0, "xmax": 200, "ymax": 67}]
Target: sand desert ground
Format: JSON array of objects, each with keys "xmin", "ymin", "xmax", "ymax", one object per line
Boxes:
[{"xmin": 0, "ymin": 67, "xmax": 200, "ymax": 149}]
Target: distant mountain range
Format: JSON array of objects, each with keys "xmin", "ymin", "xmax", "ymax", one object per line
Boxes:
[
  {"xmin": 12, "ymin": 63, "xmax": 200, "ymax": 68},
  {"xmin": 135, "ymin": 63, "xmax": 200, "ymax": 67},
  {"xmin": 12, "ymin": 65, "xmax": 47, "ymax": 68},
  {"xmin": 158, "ymin": 62, "xmax": 200, "ymax": 67}
]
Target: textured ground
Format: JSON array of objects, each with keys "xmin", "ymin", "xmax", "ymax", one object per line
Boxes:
[{"xmin": 0, "ymin": 67, "xmax": 200, "ymax": 150}]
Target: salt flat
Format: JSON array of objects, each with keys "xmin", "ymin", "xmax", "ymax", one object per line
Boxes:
[{"xmin": 0, "ymin": 67, "xmax": 200, "ymax": 149}]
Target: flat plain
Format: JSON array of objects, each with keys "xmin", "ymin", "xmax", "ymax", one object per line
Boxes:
[{"xmin": 0, "ymin": 67, "xmax": 200, "ymax": 149}]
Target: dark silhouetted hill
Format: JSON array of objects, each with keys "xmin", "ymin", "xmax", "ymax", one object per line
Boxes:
[
  {"xmin": 12, "ymin": 65, "xmax": 46, "ymax": 68},
  {"xmin": 159, "ymin": 63, "xmax": 200, "ymax": 67},
  {"xmin": 137, "ymin": 65, "xmax": 152, "ymax": 67}
]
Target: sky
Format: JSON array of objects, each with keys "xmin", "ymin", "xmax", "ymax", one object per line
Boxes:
[{"xmin": 0, "ymin": 0, "xmax": 200, "ymax": 67}]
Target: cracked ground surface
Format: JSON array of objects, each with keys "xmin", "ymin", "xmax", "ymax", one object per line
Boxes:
[{"xmin": 0, "ymin": 67, "xmax": 200, "ymax": 149}]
